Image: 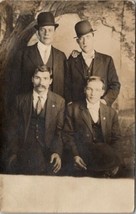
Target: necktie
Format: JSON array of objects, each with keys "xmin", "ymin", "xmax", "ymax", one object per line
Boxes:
[
  {"xmin": 43, "ymin": 49, "xmax": 48, "ymax": 64},
  {"xmin": 36, "ymin": 96, "xmax": 42, "ymax": 115}
]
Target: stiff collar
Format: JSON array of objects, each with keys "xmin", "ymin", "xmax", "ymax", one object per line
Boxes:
[
  {"xmin": 82, "ymin": 49, "xmax": 95, "ymax": 60},
  {"xmin": 37, "ymin": 40, "xmax": 51, "ymax": 52}
]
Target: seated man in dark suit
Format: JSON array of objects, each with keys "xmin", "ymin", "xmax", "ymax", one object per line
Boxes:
[
  {"xmin": 63, "ymin": 76, "xmax": 121, "ymax": 178},
  {"xmin": 6, "ymin": 65, "xmax": 65, "ymax": 175}
]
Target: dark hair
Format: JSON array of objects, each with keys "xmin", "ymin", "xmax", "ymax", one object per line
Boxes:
[
  {"xmin": 86, "ymin": 76, "xmax": 105, "ymax": 90},
  {"xmin": 34, "ymin": 65, "xmax": 53, "ymax": 78}
]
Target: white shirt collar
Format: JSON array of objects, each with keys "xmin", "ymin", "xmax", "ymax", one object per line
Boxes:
[
  {"xmin": 82, "ymin": 50, "xmax": 95, "ymax": 59},
  {"xmin": 33, "ymin": 90, "xmax": 48, "ymax": 109},
  {"xmin": 86, "ymin": 99, "xmax": 100, "ymax": 110},
  {"xmin": 37, "ymin": 41, "xmax": 51, "ymax": 52}
]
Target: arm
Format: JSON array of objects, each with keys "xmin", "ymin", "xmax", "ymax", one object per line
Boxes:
[
  {"xmin": 64, "ymin": 58, "xmax": 72, "ymax": 103},
  {"xmin": 50, "ymin": 98, "xmax": 65, "ymax": 173},
  {"xmin": 102, "ymin": 57, "xmax": 121, "ymax": 106},
  {"xmin": 110, "ymin": 110, "xmax": 122, "ymax": 159}
]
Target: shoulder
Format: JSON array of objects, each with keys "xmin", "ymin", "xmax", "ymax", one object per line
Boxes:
[
  {"xmin": 52, "ymin": 46, "xmax": 66, "ymax": 58},
  {"xmin": 95, "ymin": 51, "xmax": 113, "ymax": 61},
  {"xmin": 48, "ymin": 91, "xmax": 65, "ymax": 105},
  {"xmin": 101, "ymin": 103, "xmax": 117, "ymax": 116},
  {"xmin": 16, "ymin": 92, "xmax": 32, "ymax": 106},
  {"xmin": 68, "ymin": 50, "xmax": 81, "ymax": 61}
]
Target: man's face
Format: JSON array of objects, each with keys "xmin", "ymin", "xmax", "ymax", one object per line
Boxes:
[
  {"xmin": 77, "ymin": 32, "xmax": 94, "ymax": 53},
  {"xmin": 85, "ymin": 80, "xmax": 104, "ymax": 104},
  {"xmin": 32, "ymin": 71, "xmax": 52, "ymax": 93},
  {"xmin": 38, "ymin": 26, "xmax": 55, "ymax": 45}
]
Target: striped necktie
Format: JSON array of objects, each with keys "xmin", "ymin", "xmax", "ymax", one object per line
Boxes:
[{"xmin": 36, "ymin": 96, "xmax": 42, "ymax": 115}]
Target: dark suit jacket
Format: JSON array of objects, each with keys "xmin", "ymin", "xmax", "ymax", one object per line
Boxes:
[
  {"xmin": 63, "ymin": 102, "xmax": 121, "ymax": 160},
  {"xmin": 65, "ymin": 51, "xmax": 120, "ymax": 106},
  {"xmin": 9, "ymin": 43, "xmax": 67, "ymax": 99},
  {"xmin": 7, "ymin": 91, "xmax": 65, "ymax": 173}
]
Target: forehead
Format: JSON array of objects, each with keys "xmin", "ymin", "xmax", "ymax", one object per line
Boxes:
[
  {"xmin": 86, "ymin": 80, "xmax": 103, "ymax": 89},
  {"xmin": 39, "ymin": 26, "xmax": 55, "ymax": 30},
  {"xmin": 79, "ymin": 32, "xmax": 93, "ymax": 39},
  {"xmin": 34, "ymin": 71, "xmax": 50, "ymax": 78}
]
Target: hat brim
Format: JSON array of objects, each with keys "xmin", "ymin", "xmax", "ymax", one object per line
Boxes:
[
  {"xmin": 74, "ymin": 29, "xmax": 96, "ymax": 39},
  {"xmin": 34, "ymin": 23, "xmax": 59, "ymax": 30}
]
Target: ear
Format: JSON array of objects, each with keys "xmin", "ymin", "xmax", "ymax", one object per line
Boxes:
[
  {"xmin": 101, "ymin": 89, "xmax": 105, "ymax": 97},
  {"xmin": 76, "ymin": 38, "xmax": 79, "ymax": 45},
  {"xmin": 32, "ymin": 77, "xmax": 34, "ymax": 83},
  {"xmin": 49, "ymin": 78, "xmax": 53, "ymax": 85}
]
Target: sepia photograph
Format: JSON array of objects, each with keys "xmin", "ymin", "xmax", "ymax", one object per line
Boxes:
[{"xmin": 0, "ymin": 0, "xmax": 135, "ymax": 213}]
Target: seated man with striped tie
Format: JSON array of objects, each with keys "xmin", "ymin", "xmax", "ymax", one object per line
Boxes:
[
  {"xmin": 6, "ymin": 65, "xmax": 65, "ymax": 175},
  {"xmin": 63, "ymin": 76, "xmax": 121, "ymax": 178}
]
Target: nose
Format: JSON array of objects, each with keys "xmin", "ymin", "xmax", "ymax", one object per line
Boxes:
[
  {"xmin": 82, "ymin": 37, "xmax": 86, "ymax": 45},
  {"xmin": 39, "ymin": 78, "xmax": 44, "ymax": 85},
  {"xmin": 43, "ymin": 29, "xmax": 49, "ymax": 35}
]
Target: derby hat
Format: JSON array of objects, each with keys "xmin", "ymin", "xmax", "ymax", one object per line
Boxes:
[
  {"xmin": 34, "ymin": 12, "xmax": 59, "ymax": 30},
  {"xmin": 75, "ymin": 20, "xmax": 95, "ymax": 38},
  {"xmin": 87, "ymin": 143, "xmax": 120, "ymax": 172}
]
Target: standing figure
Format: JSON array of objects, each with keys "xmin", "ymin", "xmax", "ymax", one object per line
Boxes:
[
  {"xmin": 65, "ymin": 20, "xmax": 120, "ymax": 106},
  {"xmin": 7, "ymin": 12, "xmax": 66, "ymax": 110},
  {"xmin": 7, "ymin": 65, "xmax": 65, "ymax": 175},
  {"xmin": 63, "ymin": 76, "xmax": 121, "ymax": 177}
]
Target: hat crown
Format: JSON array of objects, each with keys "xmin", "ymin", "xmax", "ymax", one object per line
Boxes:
[
  {"xmin": 75, "ymin": 20, "xmax": 94, "ymax": 38},
  {"xmin": 35, "ymin": 12, "xmax": 59, "ymax": 29}
]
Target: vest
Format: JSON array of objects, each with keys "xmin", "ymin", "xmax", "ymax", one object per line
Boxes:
[
  {"xmin": 90, "ymin": 113, "xmax": 104, "ymax": 144},
  {"xmin": 18, "ymin": 103, "xmax": 50, "ymax": 175}
]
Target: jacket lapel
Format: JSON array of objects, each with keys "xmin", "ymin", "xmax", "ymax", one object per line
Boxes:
[
  {"xmin": 27, "ymin": 43, "xmax": 43, "ymax": 67},
  {"xmin": 45, "ymin": 91, "xmax": 57, "ymax": 131},
  {"xmin": 92, "ymin": 51, "xmax": 104, "ymax": 76},
  {"xmin": 23, "ymin": 93, "xmax": 33, "ymax": 142},
  {"xmin": 74, "ymin": 53, "xmax": 87, "ymax": 79},
  {"xmin": 100, "ymin": 103, "xmax": 107, "ymax": 143},
  {"xmin": 80, "ymin": 103, "xmax": 93, "ymax": 134}
]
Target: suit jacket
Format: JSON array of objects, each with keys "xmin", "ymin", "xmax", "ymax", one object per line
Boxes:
[
  {"xmin": 7, "ymin": 91, "xmax": 65, "ymax": 173},
  {"xmin": 63, "ymin": 102, "xmax": 121, "ymax": 160},
  {"xmin": 65, "ymin": 51, "xmax": 120, "ymax": 106},
  {"xmin": 9, "ymin": 43, "xmax": 67, "ymax": 99}
]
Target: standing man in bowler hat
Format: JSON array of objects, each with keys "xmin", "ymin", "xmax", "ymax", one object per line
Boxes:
[
  {"xmin": 7, "ymin": 12, "xmax": 67, "ymax": 111},
  {"xmin": 63, "ymin": 76, "xmax": 121, "ymax": 177},
  {"xmin": 65, "ymin": 20, "xmax": 120, "ymax": 106}
]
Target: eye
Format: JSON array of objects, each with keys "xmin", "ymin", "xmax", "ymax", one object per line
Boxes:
[{"xmin": 34, "ymin": 76, "xmax": 40, "ymax": 80}]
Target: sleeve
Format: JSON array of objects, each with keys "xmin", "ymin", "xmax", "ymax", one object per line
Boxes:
[
  {"xmin": 51, "ymin": 98, "xmax": 65, "ymax": 157},
  {"xmin": 102, "ymin": 56, "xmax": 121, "ymax": 106},
  {"xmin": 62, "ymin": 103, "xmax": 79, "ymax": 157},
  {"xmin": 64, "ymin": 57, "xmax": 72, "ymax": 103},
  {"xmin": 110, "ymin": 110, "xmax": 122, "ymax": 160}
]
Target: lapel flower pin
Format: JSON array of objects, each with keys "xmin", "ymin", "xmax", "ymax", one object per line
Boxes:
[
  {"xmin": 52, "ymin": 104, "xmax": 55, "ymax": 107},
  {"xmin": 103, "ymin": 117, "xmax": 106, "ymax": 120}
]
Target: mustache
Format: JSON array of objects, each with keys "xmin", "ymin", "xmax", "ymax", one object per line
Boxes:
[{"xmin": 35, "ymin": 84, "xmax": 46, "ymax": 89}]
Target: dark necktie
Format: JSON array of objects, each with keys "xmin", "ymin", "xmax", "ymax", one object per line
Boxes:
[{"xmin": 36, "ymin": 96, "xmax": 42, "ymax": 115}]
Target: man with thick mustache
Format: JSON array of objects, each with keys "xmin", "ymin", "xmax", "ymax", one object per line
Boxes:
[{"xmin": 6, "ymin": 65, "xmax": 65, "ymax": 175}]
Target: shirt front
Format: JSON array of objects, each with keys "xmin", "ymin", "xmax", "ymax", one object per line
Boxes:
[
  {"xmin": 86, "ymin": 99, "xmax": 100, "ymax": 123},
  {"xmin": 37, "ymin": 41, "xmax": 51, "ymax": 64},
  {"xmin": 82, "ymin": 50, "xmax": 95, "ymax": 67},
  {"xmin": 33, "ymin": 90, "xmax": 48, "ymax": 110}
]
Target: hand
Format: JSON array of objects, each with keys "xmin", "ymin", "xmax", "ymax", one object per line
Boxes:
[
  {"xmin": 50, "ymin": 153, "xmax": 61, "ymax": 173},
  {"xmin": 74, "ymin": 156, "xmax": 87, "ymax": 170},
  {"xmin": 8, "ymin": 154, "xmax": 17, "ymax": 167},
  {"xmin": 100, "ymin": 99, "xmax": 107, "ymax": 105},
  {"xmin": 71, "ymin": 50, "xmax": 80, "ymax": 58}
]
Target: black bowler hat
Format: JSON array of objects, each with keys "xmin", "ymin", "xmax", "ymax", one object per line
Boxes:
[
  {"xmin": 75, "ymin": 20, "xmax": 96, "ymax": 38},
  {"xmin": 34, "ymin": 12, "xmax": 59, "ymax": 30},
  {"xmin": 88, "ymin": 143, "xmax": 120, "ymax": 172}
]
